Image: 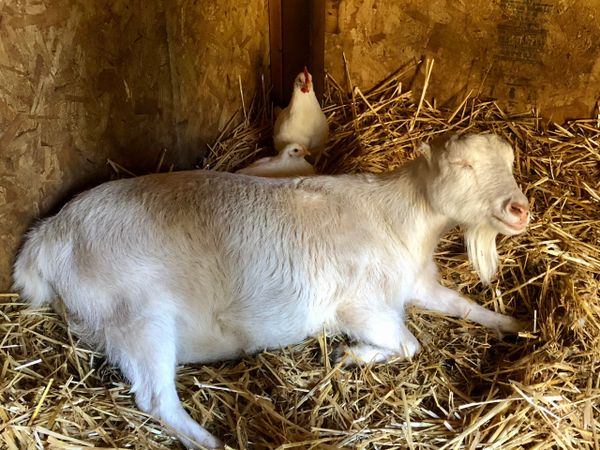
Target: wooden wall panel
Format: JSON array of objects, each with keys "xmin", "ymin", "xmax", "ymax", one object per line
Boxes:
[
  {"xmin": 325, "ymin": 0, "xmax": 600, "ymax": 122},
  {"xmin": 0, "ymin": 1, "xmax": 271, "ymax": 290},
  {"xmin": 164, "ymin": 0, "xmax": 270, "ymax": 167},
  {"xmin": 0, "ymin": 1, "xmax": 176, "ymax": 290}
]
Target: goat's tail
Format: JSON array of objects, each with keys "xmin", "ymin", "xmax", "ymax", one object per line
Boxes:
[{"xmin": 13, "ymin": 222, "xmax": 56, "ymax": 307}]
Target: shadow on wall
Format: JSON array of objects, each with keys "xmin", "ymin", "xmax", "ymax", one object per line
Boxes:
[
  {"xmin": 1, "ymin": 2, "xmax": 173, "ymax": 290},
  {"xmin": 1, "ymin": 0, "xmax": 271, "ymax": 290}
]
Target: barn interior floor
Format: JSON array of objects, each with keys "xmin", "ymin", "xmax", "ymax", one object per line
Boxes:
[{"xmin": 2, "ymin": 70, "xmax": 599, "ymax": 449}]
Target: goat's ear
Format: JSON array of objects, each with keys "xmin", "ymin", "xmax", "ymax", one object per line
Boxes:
[{"xmin": 418, "ymin": 142, "xmax": 432, "ymax": 165}]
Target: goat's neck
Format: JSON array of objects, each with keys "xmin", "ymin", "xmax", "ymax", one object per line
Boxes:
[{"xmin": 371, "ymin": 159, "xmax": 451, "ymax": 260}]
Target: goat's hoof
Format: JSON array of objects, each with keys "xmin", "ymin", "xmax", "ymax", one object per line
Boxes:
[
  {"xmin": 332, "ymin": 344, "xmax": 403, "ymax": 366},
  {"xmin": 181, "ymin": 433, "xmax": 223, "ymax": 450},
  {"xmin": 399, "ymin": 338, "xmax": 421, "ymax": 359},
  {"xmin": 494, "ymin": 316, "xmax": 525, "ymax": 339},
  {"xmin": 332, "ymin": 344, "xmax": 353, "ymax": 367}
]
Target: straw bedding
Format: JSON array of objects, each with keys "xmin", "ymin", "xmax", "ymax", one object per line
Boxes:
[{"xmin": 2, "ymin": 67, "xmax": 599, "ymax": 449}]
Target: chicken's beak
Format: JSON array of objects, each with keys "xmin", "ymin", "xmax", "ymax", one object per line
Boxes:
[
  {"xmin": 300, "ymin": 147, "xmax": 311, "ymax": 157},
  {"xmin": 301, "ymin": 66, "xmax": 310, "ymax": 93}
]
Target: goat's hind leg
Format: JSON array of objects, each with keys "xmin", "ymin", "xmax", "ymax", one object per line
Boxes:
[
  {"xmin": 104, "ymin": 313, "xmax": 222, "ymax": 449},
  {"xmin": 412, "ymin": 282, "xmax": 523, "ymax": 337}
]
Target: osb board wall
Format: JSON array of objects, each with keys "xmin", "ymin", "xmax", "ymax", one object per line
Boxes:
[
  {"xmin": 0, "ymin": 1, "xmax": 270, "ymax": 290},
  {"xmin": 0, "ymin": 1, "xmax": 178, "ymax": 290},
  {"xmin": 165, "ymin": 0, "xmax": 270, "ymax": 167},
  {"xmin": 325, "ymin": 0, "xmax": 600, "ymax": 122}
]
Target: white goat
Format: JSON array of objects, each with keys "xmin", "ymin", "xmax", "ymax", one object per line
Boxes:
[{"xmin": 13, "ymin": 133, "xmax": 529, "ymax": 449}]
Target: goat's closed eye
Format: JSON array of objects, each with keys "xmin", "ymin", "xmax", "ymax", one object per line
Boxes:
[{"xmin": 450, "ymin": 160, "xmax": 474, "ymax": 170}]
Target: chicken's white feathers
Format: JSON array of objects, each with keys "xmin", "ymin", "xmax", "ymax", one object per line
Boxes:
[
  {"xmin": 273, "ymin": 68, "xmax": 328, "ymax": 159},
  {"xmin": 236, "ymin": 143, "xmax": 315, "ymax": 178}
]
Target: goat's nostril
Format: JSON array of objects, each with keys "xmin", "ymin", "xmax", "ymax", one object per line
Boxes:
[{"xmin": 508, "ymin": 202, "xmax": 529, "ymax": 219}]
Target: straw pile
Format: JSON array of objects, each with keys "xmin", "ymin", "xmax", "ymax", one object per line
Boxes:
[{"xmin": 2, "ymin": 65, "xmax": 599, "ymax": 449}]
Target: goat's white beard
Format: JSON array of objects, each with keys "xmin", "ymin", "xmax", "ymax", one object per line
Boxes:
[{"xmin": 465, "ymin": 223, "xmax": 499, "ymax": 285}]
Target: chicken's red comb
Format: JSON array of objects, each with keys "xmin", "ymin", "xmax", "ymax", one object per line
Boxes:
[{"xmin": 303, "ymin": 66, "xmax": 309, "ymax": 81}]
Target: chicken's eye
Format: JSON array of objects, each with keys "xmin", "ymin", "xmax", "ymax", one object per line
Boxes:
[{"xmin": 293, "ymin": 148, "xmax": 299, "ymax": 153}]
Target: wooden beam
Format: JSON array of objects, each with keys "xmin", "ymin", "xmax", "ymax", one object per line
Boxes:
[{"xmin": 269, "ymin": 0, "xmax": 325, "ymax": 106}]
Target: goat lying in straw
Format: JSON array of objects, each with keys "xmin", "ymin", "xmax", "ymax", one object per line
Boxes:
[{"xmin": 14, "ymin": 133, "xmax": 530, "ymax": 449}]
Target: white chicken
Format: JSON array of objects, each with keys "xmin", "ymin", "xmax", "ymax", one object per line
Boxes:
[
  {"xmin": 236, "ymin": 143, "xmax": 315, "ymax": 178},
  {"xmin": 273, "ymin": 67, "xmax": 328, "ymax": 161}
]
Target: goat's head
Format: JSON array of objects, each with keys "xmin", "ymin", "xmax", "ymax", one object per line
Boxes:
[{"xmin": 422, "ymin": 133, "xmax": 530, "ymax": 284}]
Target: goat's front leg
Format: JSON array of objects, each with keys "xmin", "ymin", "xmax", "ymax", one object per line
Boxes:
[
  {"xmin": 411, "ymin": 282, "xmax": 523, "ymax": 337},
  {"xmin": 335, "ymin": 303, "xmax": 421, "ymax": 365}
]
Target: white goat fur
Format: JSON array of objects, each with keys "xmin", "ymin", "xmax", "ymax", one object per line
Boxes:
[{"xmin": 14, "ymin": 133, "xmax": 529, "ymax": 449}]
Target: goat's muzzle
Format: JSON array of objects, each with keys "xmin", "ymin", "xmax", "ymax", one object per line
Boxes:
[{"xmin": 497, "ymin": 197, "xmax": 530, "ymax": 233}]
